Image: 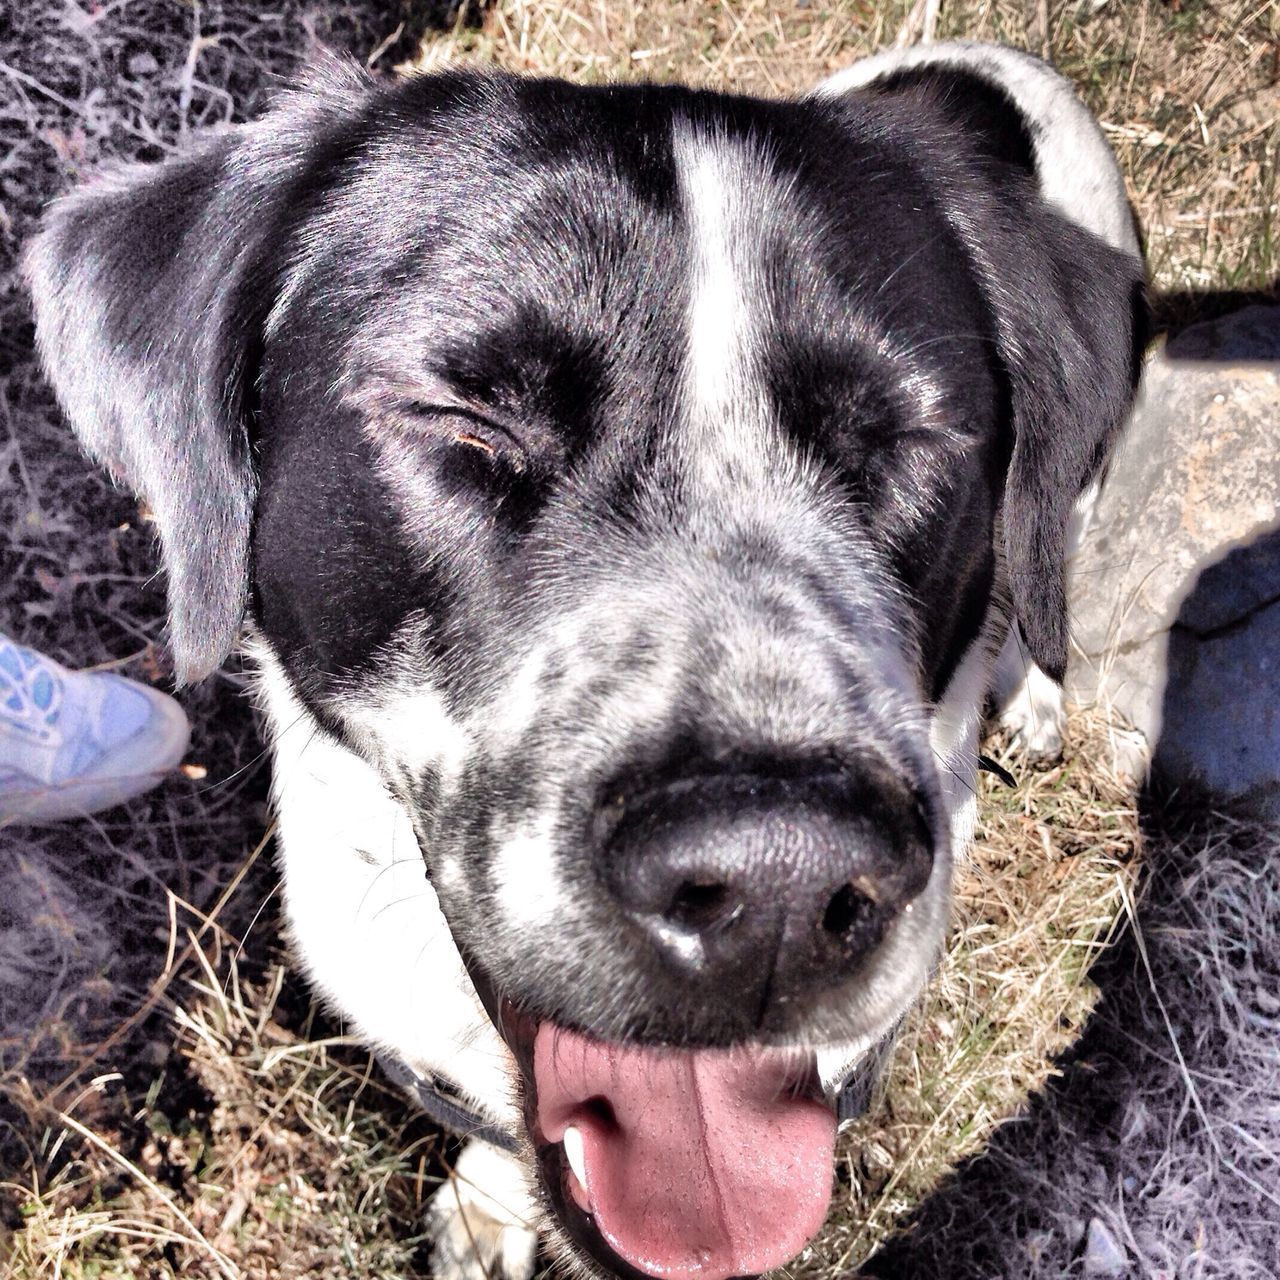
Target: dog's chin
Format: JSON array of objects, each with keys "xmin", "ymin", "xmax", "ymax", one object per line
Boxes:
[{"xmin": 488, "ymin": 996, "xmax": 840, "ymax": 1280}]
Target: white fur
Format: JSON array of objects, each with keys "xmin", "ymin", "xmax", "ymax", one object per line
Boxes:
[
  {"xmin": 486, "ymin": 643, "xmax": 551, "ymax": 752},
  {"xmin": 994, "ymin": 480, "xmax": 1102, "ymax": 758},
  {"xmin": 817, "ymin": 610, "xmax": 996, "ymax": 1093},
  {"xmin": 340, "ymin": 678, "xmax": 473, "ymax": 786},
  {"xmin": 993, "ymin": 637, "xmax": 1068, "ymax": 759},
  {"xmin": 928, "ymin": 619, "xmax": 996, "ymax": 855},
  {"xmin": 427, "ymin": 1140, "xmax": 540, "ymax": 1280},
  {"xmin": 490, "ymin": 817, "xmax": 565, "ymax": 928},
  {"xmin": 250, "ymin": 642, "xmax": 518, "ymax": 1131},
  {"xmin": 674, "ymin": 124, "xmax": 771, "ymax": 473}
]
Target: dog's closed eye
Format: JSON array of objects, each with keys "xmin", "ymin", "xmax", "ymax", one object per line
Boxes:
[
  {"xmin": 406, "ymin": 404, "xmax": 529, "ymax": 476},
  {"xmin": 455, "ymin": 430, "xmax": 496, "ymax": 456}
]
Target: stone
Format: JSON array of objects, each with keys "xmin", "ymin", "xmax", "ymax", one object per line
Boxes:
[
  {"xmin": 1082, "ymin": 1217, "xmax": 1129, "ymax": 1278},
  {"xmin": 1067, "ymin": 305, "xmax": 1280, "ymax": 816},
  {"xmin": 127, "ymin": 51, "xmax": 160, "ymax": 77}
]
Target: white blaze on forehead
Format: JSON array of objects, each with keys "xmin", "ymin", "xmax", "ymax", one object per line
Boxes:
[
  {"xmin": 678, "ymin": 118, "xmax": 963, "ymax": 451},
  {"xmin": 674, "ymin": 125, "xmax": 781, "ymax": 480},
  {"xmin": 673, "ymin": 125, "xmax": 947, "ymax": 490}
]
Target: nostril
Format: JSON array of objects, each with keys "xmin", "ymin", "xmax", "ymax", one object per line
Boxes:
[
  {"xmin": 669, "ymin": 880, "xmax": 734, "ymax": 930},
  {"xmin": 821, "ymin": 882, "xmax": 879, "ymax": 939}
]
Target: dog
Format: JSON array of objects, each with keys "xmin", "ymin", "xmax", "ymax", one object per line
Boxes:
[{"xmin": 26, "ymin": 39, "xmax": 1145, "ymax": 1280}]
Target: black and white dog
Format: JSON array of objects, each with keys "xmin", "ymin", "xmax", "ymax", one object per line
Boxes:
[{"xmin": 27, "ymin": 41, "xmax": 1144, "ymax": 1280}]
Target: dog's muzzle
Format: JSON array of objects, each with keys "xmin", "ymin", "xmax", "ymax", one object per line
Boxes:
[{"xmin": 390, "ymin": 751, "xmax": 938, "ymax": 1280}]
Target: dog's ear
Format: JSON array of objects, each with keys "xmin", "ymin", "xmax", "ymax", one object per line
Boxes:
[
  {"xmin": 817, "ymin": 46, "xmax": 1148, "ymax": 682},
  {"xmin": 993, "ymin": 218, "xmax": 1148, "ymax": 683},
  {"xmin": 888, "ymin": 58, "xmax": 1149, "ymax": 685},
  {"xmin": 23, "ymin": 57, "xmax": 370, "ymax": 683}
]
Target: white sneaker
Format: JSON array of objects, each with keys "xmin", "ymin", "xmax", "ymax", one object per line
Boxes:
[{"xmin": 0, "ymin": 636, "xmax": 191, "ymax": 825}]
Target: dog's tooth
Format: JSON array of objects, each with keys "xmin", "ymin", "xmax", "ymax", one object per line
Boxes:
[{"xmin": 563, "ymin": 1125, "xmax": 588, "ymax": 1189}]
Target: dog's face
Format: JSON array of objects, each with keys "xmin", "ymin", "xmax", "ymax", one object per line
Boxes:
[{"xmin": 28, "ymin": 57, "xmax": 1144, "ymax": 1280}]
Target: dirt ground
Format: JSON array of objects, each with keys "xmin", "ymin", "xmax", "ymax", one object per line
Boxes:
[{"xmin": 2, "ymin": 1, "xmax": 1278, "ymax": 1277}]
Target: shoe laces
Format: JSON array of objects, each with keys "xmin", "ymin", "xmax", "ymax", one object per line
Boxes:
[{"xmin": 0, "ymin": 641, "xmax": 65, "ymax": 745}]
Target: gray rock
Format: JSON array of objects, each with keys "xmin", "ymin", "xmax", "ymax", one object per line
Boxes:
[
  {"xmin": 126, "ymin": 51, "xmax": 160, "ymax": 77},
  {"xmin": 1068, "ymin": 305, "xmax": 1280, "ymax": 815},
  {"xmin": 1082, "ymin": 1217, "xmax": 1128, "ymax": 1278}
]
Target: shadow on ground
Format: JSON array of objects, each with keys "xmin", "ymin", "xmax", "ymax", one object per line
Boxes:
[{"xmin": 1160, "ymin": 524, "xmax": 1280, "ymax": 820}]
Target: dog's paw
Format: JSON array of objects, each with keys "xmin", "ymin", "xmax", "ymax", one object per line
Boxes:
[
  {"xmin": 428, "ymin": 1141, "xmax": 539, "ymax": 1280},
  {"xmin": 997, "ymin": 661, "xmax": 1067, "ymax": 762},
  {"xmin": 992, "ymin": 628, "xmax": 1067, "ymax": 764}
]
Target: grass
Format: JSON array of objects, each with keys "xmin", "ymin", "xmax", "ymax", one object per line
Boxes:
[
  {"xmin": 2, "ymin": 0, "xmax": 1277, "ymax": 1277},
  {"xmin": 4, "ymin": 954, "xmax": 445, "ymax": 1279}
]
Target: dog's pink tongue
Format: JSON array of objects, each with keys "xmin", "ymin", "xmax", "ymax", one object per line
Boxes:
[{"xmin": 533, "ymin": 1025, "xmax": 836, "ymax": 1280}]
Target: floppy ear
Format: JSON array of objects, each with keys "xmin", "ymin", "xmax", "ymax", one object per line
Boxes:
[
  {"xmin": 23, "ymin": 57, "xmax": 369, "ymax": 683},
  {"xmin": 817, "ymin": 44, "xmax": 1148, "ymax": 683},
  {"xmin": 994, "ymin": 218, "xmax": 1147, "ymax": 683}
]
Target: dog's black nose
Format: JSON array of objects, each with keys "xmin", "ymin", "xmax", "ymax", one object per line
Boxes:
[{"xmin": 599, "ymin": 760, "xmax": 934, "ymax": 1009}]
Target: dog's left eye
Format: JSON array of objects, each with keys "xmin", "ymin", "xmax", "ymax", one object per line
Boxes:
[{"xmin": 407, "ymin": 404, "xmax": 528, "ymax": 476}]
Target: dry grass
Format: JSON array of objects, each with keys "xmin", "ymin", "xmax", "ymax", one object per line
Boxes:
[
  {"xmin": 4, "ymin": 952, "xmax": 446, "ymax": 1279},
  {"xmin": 3, "ymin": 1, "xmax": 1278, "ymax": 1277},
  {"xmin": 406, "ymin": 0, "xmax": 917, "ymax": 91}
]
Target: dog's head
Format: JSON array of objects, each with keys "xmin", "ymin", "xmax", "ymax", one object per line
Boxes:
[{"xmin": 28, "ymin": 51, "xmax": 1144, "ymax": 1279}]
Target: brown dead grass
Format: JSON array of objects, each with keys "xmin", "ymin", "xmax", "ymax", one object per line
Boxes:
[
  {"xmin": 407, "ymin": 0, "xmax": 915, "ymax": 92},
  {"xmin": 3, "ymin": 949, "xmax": 446, "ymax": 1279},
  {"xmin": 867, "ymin": 795, "xmax": 1280, "ymax": 1278}
]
